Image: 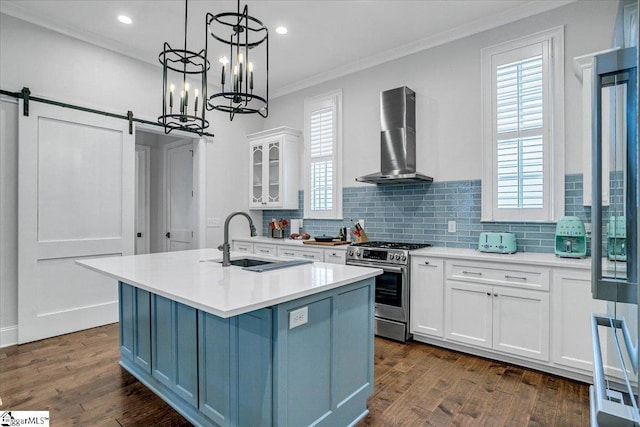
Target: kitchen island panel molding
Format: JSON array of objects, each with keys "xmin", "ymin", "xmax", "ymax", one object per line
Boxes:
[
  {"xmin": 118, "ymin": 277, "xmax": 374, "ymax": 427},
  {"xmin": 151, "ymin": 295, "xmax": 199, "ymax": 407},
  {"xmin": 119, "ymin": 283, "xmax": 152, "ymax": 374},
  {"xmin": 273, "ymin": 280, "xmax": 374, "ymax": 427}
]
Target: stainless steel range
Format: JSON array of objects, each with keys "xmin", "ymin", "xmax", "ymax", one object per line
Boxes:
[{"xmin": 345, "ymin": 241, "xmax": 431, "ymax": 342}]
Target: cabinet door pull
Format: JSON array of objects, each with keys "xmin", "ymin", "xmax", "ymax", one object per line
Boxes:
[
  {"xmin": 486, "ymin": 292, "xmax": 491, "ymax": 296},
  {"xmin": 462, "ymin": 270, "xmax": 482, "ymax": 276},
  {"xmin": 283, "ymin": 252, "xmax": 294, "ymax": 256},
  {"xmin": 505, "ymin": 275, "xmax": 527, "ymax": 280},
  {"xmin": 423, "ymin": 261, "xmax": 438, "ymax": 268},
  {"xmin": 302, "ymin": 254, "xmax": 315, "ymax": 258},
  {"xmin": 493, "ymin": 293, "xmax": 499, "ymax": 297},
  {"xmin": 259, "ymin": 249, "xmax": 270, "ymax": 253}
]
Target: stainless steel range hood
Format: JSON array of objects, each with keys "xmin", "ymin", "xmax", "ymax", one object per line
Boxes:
[{"xmin": 356, "ymin": 87, "xmax": 433, "ymax": 185}]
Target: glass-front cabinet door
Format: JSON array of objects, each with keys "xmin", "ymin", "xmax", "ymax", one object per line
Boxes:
[
  {"xmin": 268, "ymin": 141, "xmax": 281, "ymax": 204},
  {"xmin": 250, "ymin": 138, "xmax": 281, "ymax": 208},
  {"xmin": 247, "ymin": 127, "xmax": 301, "ymax": 210},
  {"xmin": 252, "ymin": 144, "xmax": 264, "ymax": 205}
]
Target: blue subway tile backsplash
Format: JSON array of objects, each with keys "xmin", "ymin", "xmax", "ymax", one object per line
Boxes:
[{"xmin": 262, "ymin": 174, "xmax": 592, "ymax": 254}]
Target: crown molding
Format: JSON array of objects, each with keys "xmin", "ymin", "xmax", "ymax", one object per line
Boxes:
[
  {"xmin": 2, "ymin": 0, "xmax": 577, "ymax": 100},
  {"xmin": 271, "ymin": 0, "xmax": 576, "ymax": 98}
]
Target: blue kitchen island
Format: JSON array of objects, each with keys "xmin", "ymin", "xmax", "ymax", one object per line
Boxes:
[{"xmin": 78, "ymin": 249, "xmax": 382, "ymax": 427}]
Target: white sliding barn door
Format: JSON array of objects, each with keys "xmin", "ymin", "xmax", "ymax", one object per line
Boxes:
[{"xmin": 18, "ymin": 101, "xmax": 134, "ymax": 343}]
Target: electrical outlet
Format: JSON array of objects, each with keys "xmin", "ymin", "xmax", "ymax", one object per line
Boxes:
[
  {"xmin": 448, "ymin": 220, "xmax": 456, "ymax": 233},
  {"xmin": 584, "ymin": 222, "xmax": 592, "ymax": 235},
  {"xmin": 289, "ymin": 306, "xmax": 308, "ymax": 329},
  {"xmin": 207, "ymin": 218, "xmax": 220, "ymax": 227}
]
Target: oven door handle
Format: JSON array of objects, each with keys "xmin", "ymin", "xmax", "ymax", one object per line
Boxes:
[{"xmin": 347, "ymin": 262, "xmax": 405, "ymax": 274}]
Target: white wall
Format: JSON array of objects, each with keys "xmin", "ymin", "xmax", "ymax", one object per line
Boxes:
[
  {"xmin": 0, "ymin": 13, "xmax": 261, "ymax": 344},
  {"xmin": 0, "ymin": 97, "xmax": 19, "ymax": 346},
  {"xmin": 264, "ymin": 0, "xmax": 619, "ymax": 185}
]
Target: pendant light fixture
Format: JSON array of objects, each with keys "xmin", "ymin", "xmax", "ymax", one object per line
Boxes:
[
  {"xmin": 206, "ymin": 0, "xmax": 269, "ymax": 121},
  {"xmin": 158, "ymin": 0, "xmax": 210, "ymax": 135}
]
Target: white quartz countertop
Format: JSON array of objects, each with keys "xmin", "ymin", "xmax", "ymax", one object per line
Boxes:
[
  {"xmin": 410, "ymin": 246, "xmax": 626, "ymax": 273},
  {"xmin": 233, "ymin": 236, "xmax": 350, "ymax": 250},
  {"xmin": 77, "ymin": 249, "xmax": 382, "ymax": 318}
]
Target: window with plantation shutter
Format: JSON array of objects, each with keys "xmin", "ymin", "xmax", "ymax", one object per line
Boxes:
[
  {"xmin": 481, "ymin": 27, "xmax": 565, "ymax": 222},
  {"xmin": 304, "ymin": 90, "xmax": 343, "ymax": 219},
  {"xmin": 496, "ymin": 54, "xmax": 544, "ymax": 209},
  {"xmin": 310, "ymin": 108, "xmax": 334, "ymax": 211}
]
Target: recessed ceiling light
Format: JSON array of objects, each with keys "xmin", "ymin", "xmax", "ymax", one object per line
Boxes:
[
  {"xmin": 275, "ymin": 26, "xmax": 288, "ymax": 35},
  {"xmin": 117, "ymin": 15, "xmax": 133, "ymax": 25}
]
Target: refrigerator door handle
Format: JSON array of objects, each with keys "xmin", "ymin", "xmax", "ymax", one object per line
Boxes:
[{"xmin": 591, "ymin": 47, "xmax": 638, "ymax": 304}]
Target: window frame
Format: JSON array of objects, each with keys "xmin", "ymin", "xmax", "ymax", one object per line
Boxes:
[
  {"xmin": 481, "ymin": 26, "xmax": 565, "ymax": 222},
  {"xmin": 303, "ymin": 89, "xmax": 343, "ymax": 219}
]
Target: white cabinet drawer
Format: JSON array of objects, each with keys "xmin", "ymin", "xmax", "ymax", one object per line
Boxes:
[
  {"xmin": 232, "ymin": 242, "xmax": 254, "ymax": 253},
  {"xmin": 254, "ymin": 244, "xmax": 277, "ymax": 256},
  {"xmin": 324, "ymin": 249, "xmax": 346, "ymax": 264},
  {"xmin": 277, "ymin": 247, "xmax": 324, "ymax": 261},
  {"xmin": 446, "ymin": 260, "xmax": 549, "ymax": 291}
]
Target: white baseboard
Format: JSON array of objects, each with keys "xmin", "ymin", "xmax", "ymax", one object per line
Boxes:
[{"xmin": 0, "ymin": 325, "xmax": 18, "ymax": 348}]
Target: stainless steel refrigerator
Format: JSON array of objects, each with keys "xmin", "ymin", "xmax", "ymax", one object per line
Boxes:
[{"xmin": 590, "ymin": 44, "xmax": 639, "ymax": 426}]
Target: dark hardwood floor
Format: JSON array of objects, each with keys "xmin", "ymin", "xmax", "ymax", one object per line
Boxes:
[{"xmin": 0, "ymin": 323, "xmax": 590, "ymax": 426}]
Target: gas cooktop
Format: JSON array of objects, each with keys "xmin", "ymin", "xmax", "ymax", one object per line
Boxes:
[{"xmin": 349, "ymin": 241, "xmax": 432, "ymax": 251}]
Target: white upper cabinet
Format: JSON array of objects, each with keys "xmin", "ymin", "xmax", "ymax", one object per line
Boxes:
[{"xmin": 248, "ymin": 127, "xmax": 301, "ymax": 210}]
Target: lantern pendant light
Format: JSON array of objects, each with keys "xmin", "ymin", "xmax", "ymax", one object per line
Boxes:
[
  {"xmin": 206, "ymin": 0, "xmax": 269, "ymax": 121},
  {"xmin": 158, "ymin": 0, "xmax": 210, "ymax": 135}
]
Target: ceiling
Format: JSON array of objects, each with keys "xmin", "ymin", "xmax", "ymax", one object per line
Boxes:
[{"xmin": 1, "ymin": 0, "xmax": 574, "ymax": 98}]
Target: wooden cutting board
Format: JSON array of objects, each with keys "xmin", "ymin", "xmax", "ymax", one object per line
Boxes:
[{"xmin": 302, "ymin": 240, "xmax": 351, "ymax": 246}]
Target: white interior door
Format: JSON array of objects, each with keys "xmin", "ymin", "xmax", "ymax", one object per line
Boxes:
[
  {"xmin": 165, "ymin": 140, "xmax": 193, "ymax": 251},
  {"xmin": 18, "ymin": 100, "xmax": 134, "ymax": 344},
  {"xmin": 135, "ymin": 145, "xmax": 150, "ymax": 255}
]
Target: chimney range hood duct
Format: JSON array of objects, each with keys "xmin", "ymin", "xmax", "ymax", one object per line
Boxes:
[{"xmin": 356, "ymin": 87, "xmax": 433, "ymax": 185}]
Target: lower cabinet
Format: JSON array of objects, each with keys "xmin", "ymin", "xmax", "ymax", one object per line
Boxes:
[
  {"xmin": 152, "ymin": 295, "xmax": 198, "ymax": 407},
  {"xmin": 231, "ymin": 239, "xmax": 350, "ymax": 264},
  {"xmin": 199, "ymin": 308, "xmax": 273, "ymax": 427},
  {"xmin": 410, "ymin": 256, "xmax": 444, "ymax": 337},
  {"xmin": 324, "ymin": 249, "xmax": 347, "ymax": 264},
  {"xmin": 551, "ymin": 268, "xmax": 636, "ymax": 380},
  {"xmin": 273, "ymin": 281, "xmax": 374, "ymax": 427},
  {"xmin": 277, "ymin": 246, "xmax": 324, "ymax": 261},
  {"xmin": 119, "ymin": 283, "xmax": 151, "ymax": 374},
  {"xmin": 254, "ymin": 243, "xmax": 277, "ymax": 256},
  {"xmin": 444, "ymin": 280, "xmax": 550, "ymax": 361},
  {"xmin": 119, "ymin": 279, "xmax": 374, "ymax": 427},
  {"xmin": 232, "ymin": 241, "xmax": 253, "ymax": 253}
]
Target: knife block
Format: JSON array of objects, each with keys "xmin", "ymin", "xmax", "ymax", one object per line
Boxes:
[{"xmin": 356, "ymin": 229, "xmax": 369, "ymax": 244}]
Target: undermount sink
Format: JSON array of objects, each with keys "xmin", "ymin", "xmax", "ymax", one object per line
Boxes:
[{"xmin": 220, "ymin": 258, "xmax": 275, "ymax": 268}]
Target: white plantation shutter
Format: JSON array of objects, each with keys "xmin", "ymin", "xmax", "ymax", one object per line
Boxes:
[
  {"xmin": 496, "ymin": 54, "xmax": 544, "ymax": 209},
  {"xmin": 304, "ymin": 90, "xmax": 343, "ymax": 219},
  {"xmin": 481, "ymin": 27, "xmax": 564, "ymax": 222},
  {"xmin": 310, "ymin": 107, "xmax": 334, "ymax": 211}
]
